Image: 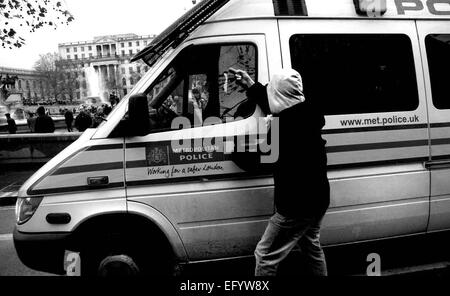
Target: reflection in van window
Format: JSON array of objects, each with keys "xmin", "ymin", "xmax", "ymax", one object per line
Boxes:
[
  {"xmin": 289, "ymin": 34, "xmax": 419, "ymax": 115},
  {"xmin": 425, "ymin": 34, "xmax": 450, "ymax": 110},
  {"xmin": 144, "ymin": 44, "xmax": 257, "ymax": 133}
]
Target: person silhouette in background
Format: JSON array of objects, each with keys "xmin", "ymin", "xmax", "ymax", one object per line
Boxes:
[
  {"xmin": 5, "ymin": 113, "xmax": 17, "ymax": 134},
  {"xmin": 34, "ymin": 106, "xmax": 55, "ymax": 133},
  {"xmin": 64, "ymin": 108, "xmax": 74, "ymax": 132}
]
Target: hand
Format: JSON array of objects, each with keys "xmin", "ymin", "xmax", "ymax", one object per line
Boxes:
[{"xmin": 228, "ymin": 67, "xmax": 255, "ymax": 89}]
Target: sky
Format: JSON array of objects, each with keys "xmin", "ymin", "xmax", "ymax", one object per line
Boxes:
[{"xmin": 0, "ymin": 0, "xmax": 201, "ymax": 70}]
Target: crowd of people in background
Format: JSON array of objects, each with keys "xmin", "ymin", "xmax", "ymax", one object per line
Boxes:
[{"xmin": 3, "ymin": 102, "xmax": 114, "ymax": 134}]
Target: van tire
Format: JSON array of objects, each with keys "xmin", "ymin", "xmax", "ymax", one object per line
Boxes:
[
  {"xmin": 73, "ymin": 214, "xmax": 178, "ymax": 276},
  {"xmin": 97, "ymin": 254, "xmax": 140, "ymax": 277}
]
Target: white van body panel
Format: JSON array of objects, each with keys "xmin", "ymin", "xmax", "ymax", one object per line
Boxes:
[
  {"xmin": 16, "ymin": 135, "xmax": 126, "ymax": 233},
  {"xmin": 278, "ymin": 18, "xmax": 430, "ymax": 243},
  {"xmin": 417, "ymin": 20, "xmax": 450, "ymax": 232}
]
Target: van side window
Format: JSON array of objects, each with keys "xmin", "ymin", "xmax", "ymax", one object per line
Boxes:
[
  {"xmin": 289, "ymin": 34, "xmax": 419, "ymax": 115},
  {"xmin": 144, "ymin": 43, "xmax": 257, "ymax": 133},
  {"xmin": 425, "ymin": 34, "xmax": 450, "ymax": 110}
]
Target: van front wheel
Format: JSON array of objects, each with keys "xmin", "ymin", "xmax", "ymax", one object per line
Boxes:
[{"xmin": 97, "ymin": 254, "xmax": 140, "ymax": 276}]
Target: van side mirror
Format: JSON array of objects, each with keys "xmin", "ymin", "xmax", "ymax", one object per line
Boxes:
[
  {"xmin": 127, "ymin": 93, "xmax": 150, "ymax": 137},
  {"xmin": 112, "ymin": 93, "xmax": 150, "ymax": 137}
]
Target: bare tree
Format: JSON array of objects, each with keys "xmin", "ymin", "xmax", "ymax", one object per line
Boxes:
[
  {"xmin": 34, "ymin": 52, "xmax": 78, "ymax": 103},
  {"xmin": 1, "ymin": 0, "xmax": 74, "ymax": 49}
]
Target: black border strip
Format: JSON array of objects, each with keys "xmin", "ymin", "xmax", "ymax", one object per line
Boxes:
[
  {"xmin": 326, "ymin": 139, "xmax": 429, "ymax": 153},
  {"xmin": 52, "ymin": 162, "xmax": 124, "ymax": 176},
  {"xmin": 323, "ymin": 124, "xmax": 427, "ymax": 134},
  {"xmin": 431, "ymin": 122, "xmax": 450, "ymax": 128},
  {"xmin": 86, "ymin": 144, "xmax": 123, "ymax": 151},
  {"xmin": 431, "ymin": 155, "xmax": 450, "ymax": 161},
  {"xmin": 431, "ymin": 138, "xmax": 450, "ymax": 145},
  {"xmin": 323, "ymin": 122, "xmax": 450, "ymax": 135},
  {"xmin": 28, "ymin": 182, "xmax": 124, "ymax": 196},
  {"xmin": 327, "ymin": 157, "xmax": 429, "ymax": 171}
]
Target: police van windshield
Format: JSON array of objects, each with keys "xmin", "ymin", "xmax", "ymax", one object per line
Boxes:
[{"xmin": 143, "ymin": 43, "xmax": 257, "ymax": 133}]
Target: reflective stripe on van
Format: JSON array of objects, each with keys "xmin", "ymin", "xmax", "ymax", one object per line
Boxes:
[
  {"xmin": 26, "ymin": 122, "xmax": 450, "ymax": 195},
  {"xmin": 27, "ymin": 145, "xmax": 125, "ymax": 196}
]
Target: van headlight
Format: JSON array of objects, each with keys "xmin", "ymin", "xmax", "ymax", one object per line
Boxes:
[{"xmin": 15, "ymin": 197, "xmax": 43, "ymax": 225}]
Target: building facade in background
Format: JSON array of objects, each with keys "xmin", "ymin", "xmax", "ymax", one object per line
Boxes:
[
  {"xmin": 58, "ymin": 33, "xmax": 155, "ymax": 102},
  {"xmin": 0, "ymin": 67, "xmax": 49, "ymax": 104}
]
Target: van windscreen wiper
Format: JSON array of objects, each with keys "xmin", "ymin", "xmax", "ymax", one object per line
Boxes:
[{"xmin": 131, "ymin": 0, "xmax": 230, "ymax": 67}]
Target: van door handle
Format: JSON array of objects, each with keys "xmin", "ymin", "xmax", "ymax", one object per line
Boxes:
[
  {"xmin": 87, "ymin": 176, "xmax": 109, "ymax": 186},
  {"xmin": 425, "ymin": 160, "xmax": 450, "ymax": 170}
]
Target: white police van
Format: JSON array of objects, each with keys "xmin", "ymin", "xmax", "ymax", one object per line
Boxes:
[{"xmin": 14, "ymin": 0, "xmax": 450, "ymax": 275}]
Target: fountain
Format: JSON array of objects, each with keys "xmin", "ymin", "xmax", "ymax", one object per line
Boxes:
[{"xmin": 84, "ymin": 65, "xmax": 110, "ymax": 106}]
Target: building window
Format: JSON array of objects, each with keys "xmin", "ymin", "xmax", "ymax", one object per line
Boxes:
[
  {"xmin": 121, "ymin": 68, "xmax": 125, "ymax": 74},
  {"xmin": 122, "ymin": 77, "xmax": 127, "ymax": 86},
  {"xmin": 74, "ymin": 54, "xmax": 78, "ymax": 60},
  {"xmin": 73, "ymin": 47, "xmax": 77, "ymax": 52},
  {"xmin": 81, "ymin": 47, "xmax": 85, "ymax": 52},
  {"xmin": 137, "ymin": 66, "xmax": 141, "ymax": 73},
  {"xmin": 129, "ymin": 66, "xmax": 133, "ymax": 73},
  {"xmin": 130, "ymin": 77, "xmax": 134, "ymax": 85},
  {"xmin": 66, "ymin": 48, "xmax": 70, "ymax": 53},
  {"xmin": 89, "ymin": 53, "xmax": 93, "ymax": 58},
  {"xmin": 121, "ymin": 50, "xmax": 125, "ymax": 56},
  {"xmin": 144, "ymin": 41, "xmax": 148, "ymax": 46},
  {"xmin": 82, "ymin": 53, "xmax": 85, "ymax": 59},
  {"xmin": 289, "ymin": 34, "xmax": 418, "ymax": 115},
  {"xmin": 18, "ymin": 80, "xmax": 22, "ymax": 90},
  {"xmin": 121, "ymin": 43, "xmax": 125, "ymax": 48},
  {"xmin": 128, "ymin": 42, "xmax": 132, "ymax": 47},
  {"xmin": 88, "ymin": 46, "xmax": 92, "ymax": 51},
  {"xmin": 129, "ymin": 49, "xmax": 133, "ymax": 55},
  {"xmin": 67, "ymin": 54, "xmax": 71, "ymax": 59},
  {"xmin": 136, "ymin": 41, "xmax": 140, "ymax": 46}
]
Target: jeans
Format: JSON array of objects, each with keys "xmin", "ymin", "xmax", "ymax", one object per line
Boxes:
[{"xmin": 254, "ymin": 212, "xmax": 327, "ymax": 276}]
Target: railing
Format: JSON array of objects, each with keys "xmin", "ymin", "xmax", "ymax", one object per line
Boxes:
[
  {"xmin": 66, "ymin": 53, "xmax": 136, "ymax": 63},
  {"xmin": 0, "ymin": 132, "xmax": 81, "ymax": 164}
]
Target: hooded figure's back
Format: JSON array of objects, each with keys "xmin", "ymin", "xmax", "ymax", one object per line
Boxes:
[{"xmin": 248, "ymin": 69, "xmax": 330, "ymax": 218}]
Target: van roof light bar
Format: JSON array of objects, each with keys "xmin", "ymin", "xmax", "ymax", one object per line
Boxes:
[{"xmin": 131, "ymin": 0, "xmax": 230, "ymax": 66}]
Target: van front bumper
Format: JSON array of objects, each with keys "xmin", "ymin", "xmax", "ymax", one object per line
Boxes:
[{"xmin": 13, "ymin": 226, "xmax": 71, "ymax": 275}]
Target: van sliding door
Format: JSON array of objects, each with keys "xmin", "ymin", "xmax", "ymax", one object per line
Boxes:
[
  {"xmin": 278, "ymin": 19, "xmax": 430, "ymax": 245},
  {"xmin": 417, "ymin": 21, "xmax": 450, "ymax": 232}
]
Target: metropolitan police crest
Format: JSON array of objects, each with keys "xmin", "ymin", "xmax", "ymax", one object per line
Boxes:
[{"xmin": 146, "ymin": 146, "xmax": 168, "ymax": 166}]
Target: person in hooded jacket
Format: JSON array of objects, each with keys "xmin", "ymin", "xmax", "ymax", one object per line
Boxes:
[{"xmin": 229, "ymin": 67, "xmax": 330, "ymax": 276}]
